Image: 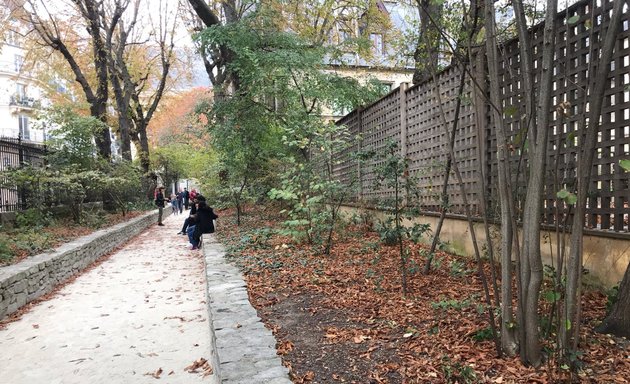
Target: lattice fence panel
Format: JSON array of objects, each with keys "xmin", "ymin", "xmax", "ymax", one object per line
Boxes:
[
  {"xmin": 405, "ymin": 65, "xmax": 482, "ymax": 214},
  {"xmin": 358, "ymin": 90, "xmax": 402, "ymax": 203},
  {"xmin": 487, "ymin": 0, "xmax": 630, "ymax": 232},
  {"xmin": 333, "ymin": 0, "xmax": 630, "ymax": 233},
  {"xmin": 333, "ymin": 109, "xmax": 361, "ymax": 196}
]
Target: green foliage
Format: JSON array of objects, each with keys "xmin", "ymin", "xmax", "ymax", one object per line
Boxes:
[
  {"xmin": 374, "ymin": 217, "xmax": 400, "ymax": 246},
  {"xmin": 431, "ymin": 297, "xmax": 473, "ymax": 311},
  {"xmin": 15, "ymin": 230, "xmax": 54, "ymax": 253},
  {"xmin": 372, "ymin": 140, "xmax": 431, "ymax": 294},
  {"xmin": 42, "ymin": 106, "xmax": 107, "ymax": 170},
  {"xmin": 195, "ymin": 7, "xmax": 385, "ymax": 239},
  {"xmin": 0, "ymin": 236, "xmax": 12, "ymax": 264},
  {"xmin": 440, "ymin": 356, "xmax": 479, "ymax": 384},
  {"xmin": 150, "ymin": 144, "xmax": 207, "ymax": 192},
  {"xmin": 449, "ymin": 259, "xmax": 474, "ymax": 278},
  {"xmin": 620, "ymin": 159, "xmax": 630, "ymax": 172},
  {"xmin": 471, "ymin": 327, "xmax": 494, "ymax": 342},
  {"xmin": 365, "ymin": 268, "xmax": 385, "ymax": 293},
  {"xmin": 605, "ymin": 285, "xmax": 619, "ymax": 312},
  {"xmin": 102, "ymin": 161, "xmax": 143, "ymax": 216},
  {"xmin": 556, "ymin": 188, "xmax": 577, "ymax": 205},
  {"xmin": 15, "ymin": 208, "xmax": 54, "ymax": 229}
]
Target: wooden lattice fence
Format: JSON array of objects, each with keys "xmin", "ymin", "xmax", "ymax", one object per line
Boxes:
[{"xmin": 334, "ymin": 0, "xmax": 630, "ymax": 233}]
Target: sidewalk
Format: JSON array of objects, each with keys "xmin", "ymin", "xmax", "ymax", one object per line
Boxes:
[{"xmin": 0, "ymin": 213, "xmax": 290, "ymax": 383}]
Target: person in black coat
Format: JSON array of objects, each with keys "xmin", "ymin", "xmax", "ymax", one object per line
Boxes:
[
  {"xmin": 186, "ymin": 200, "xmax": 218, "ymax": 250},
  {"xmin": 183, "ymin": 188, "xmax": 190, "ymax": 210},
  {"xmin": 177, "ymin": 194, "xmax": 204, "ymax": 235},
  {"xmin": 155, "ymin": 186, "xmax": 166, "ymax": 226}
]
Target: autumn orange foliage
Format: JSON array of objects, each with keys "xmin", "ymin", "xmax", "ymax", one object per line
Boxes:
[{"xmin": 147, "ymin": 87, "xmax": 213, "ymax": 147}]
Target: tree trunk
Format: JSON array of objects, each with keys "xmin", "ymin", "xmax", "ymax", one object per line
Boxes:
[
  {"xmin": 484, "ymin": 0, "xmax": 518, "ymax": 356},
  {"xmin": 511, "ymin": 0, "xmax": 558, "ymax": 367},
  {"xmin": 563, "ymin": 0, "xmax": 623, "ymax": 357},
  {"xmin": 595, "ymin": 262, "xmax": 630, "ymax": 338},
  {"xmin": 413, "ymin": 0, "xmax": 443, "ymax": 85},
  {"xmin": 89, "ymin": 103, "xmax": 112, "ymax": 160}
]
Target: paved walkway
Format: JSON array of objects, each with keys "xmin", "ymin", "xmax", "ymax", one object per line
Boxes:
[{"xmin": 0, "ymin": 213, "xmax": 290, "ymax": 383}]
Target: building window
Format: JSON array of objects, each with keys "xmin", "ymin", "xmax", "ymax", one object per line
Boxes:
[
  {"xmin": 19, "ymin": 115, "xmax": 30, "ymax": 140},
  {"xmin": 5, "ymin": 29, "xmax": 22, "ymax": 47},
  {"xmin": 14, "ymin": 54, "xmax": 24, "ymax": 72},
  {"xmin": 370, "ymin": 33, "xmax": 384, "ymax": 56},
  {"xmin": 380, "ymin": 82, "xmax": 394, "ymax": 93},
  {"xmin": 16, "ymin": 84, "xmax": 26, "ymax": 101},
  {"xmin": 339, "ymin": 29, "xmax": 352, "ymax": 44}
]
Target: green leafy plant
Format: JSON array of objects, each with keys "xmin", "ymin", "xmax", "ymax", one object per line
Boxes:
[
  {"xmin": 556, "ymin": 188, "xmax": 577, "ymax": 205},
  {"xmin": 441, "ymin": 356, "xmax": 479, "ymax": 384},
  {"xmin": 15, "ymin": 208, "xmax": 54, "ymax": 229},
  {"xmin": 472, "ymin": 327, "xmax": 494, "ymax": 342},
  {"xmin": 196, "ymin": 12, "xmax": 384, "ymax": 250},
  {"xmin": 373, "ymin": 140, "xmax": 431, "ymax": 296},
  {"xmin": 431, "ymin": 297, "xmax": 473, "ymax": 311},
  {"xmin": 449, "ymin": 259, "xmax": 473, "ymax": 278},
  {"xmin": 0, "ymin": 236, "xmax": 13, "ymax": 265},
  {"xmin": 605, "ymin": 285, "xmax": 619, "ymax": 312}
]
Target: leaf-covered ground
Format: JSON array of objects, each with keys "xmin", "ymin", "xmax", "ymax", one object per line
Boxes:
[{"xmin": 217, "ymin": 206, "xmax": 629, "ymax": 384}]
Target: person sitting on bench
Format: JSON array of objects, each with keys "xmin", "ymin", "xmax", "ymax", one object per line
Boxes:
[{"xmin": 187, "ymin": 200, "xmax": 218, "ymax": 250}]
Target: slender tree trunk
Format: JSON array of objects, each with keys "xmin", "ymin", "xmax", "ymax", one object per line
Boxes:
[
  {"xmin": 484, "ymin": 0, "xmax": 518, "ymax": 356},
  {"xmin": 511, "ymin": 0, "xmax": 558, "ymax": 367},
  {"xmin": 596, "ymin": 262, "xmax": 630, "ymax": 338},
  {"xmin": 413, "ymin": 0, "xmax": 443, "ymax": 84},
  {"xmin": 423, "ymin": 68, "xmax": 466, "ymax": 274},
  {"xmin": 563, "ymin": 0, "xmax": 623, "ymax": 358}
]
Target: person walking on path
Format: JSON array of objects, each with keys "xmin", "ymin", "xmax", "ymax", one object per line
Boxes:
[
  {"xmin": 155, "ymin": 186, "xmax": 166, "ymax": 226},
  {"xmin": 170, "ymin": 193, "xmax": 179, "ymax": 215}
]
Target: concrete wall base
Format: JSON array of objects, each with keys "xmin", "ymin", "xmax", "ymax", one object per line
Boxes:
[{"xmin": 340, "ymin": 206, "xmax": 629, "ymax": 289}]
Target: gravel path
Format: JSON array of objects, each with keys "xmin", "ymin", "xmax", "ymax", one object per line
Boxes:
[{"xmin": 0, "ymin": 214, "xmax": 216, "ymax": 384}]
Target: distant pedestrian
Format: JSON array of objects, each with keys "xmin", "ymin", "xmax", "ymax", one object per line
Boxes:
[
  {"xmin": 176, "ymin": 190, "xmax": 184, "ymax": 213},
  {"xmin": 170, "ymin": 193, "xmax": 179, "ymax": 215},
  {"xmin": 155, "ymin": 186, "xmax": 166, "ymax": 226},
  {"xmin": 183, "ymin": 188, "xmax": 190, "ymax": 210}
]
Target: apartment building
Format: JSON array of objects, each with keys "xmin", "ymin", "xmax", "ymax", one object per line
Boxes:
[
  {"xmin": 0, "ymin": 28, "xmax": 47, "ymax": 143},
  {"xmin": 323, "ymin": 0, "xmax": 416, "ymax": 120}
]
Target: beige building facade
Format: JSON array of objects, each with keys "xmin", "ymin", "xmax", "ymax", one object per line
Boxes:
[{"xmin": 0, "ymin": 29, "xmax": 46, "ymax": 143}]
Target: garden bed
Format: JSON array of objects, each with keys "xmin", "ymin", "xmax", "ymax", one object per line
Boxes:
[{"xmin": 217, "ymin": 207, "xmax": 629, "ymax": 383}]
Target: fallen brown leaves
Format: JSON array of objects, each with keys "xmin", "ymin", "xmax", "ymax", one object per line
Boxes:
[
  {"xmin": 145, "ymin": 367, "xmax": 163, "ymax": 379},
  {"xmin": 217, "ymin": 207, "xmax": 629, "ymax": 383},
  {"xmin": 185, "ymin": 357, "xmax": 213, "ymax": 377}
]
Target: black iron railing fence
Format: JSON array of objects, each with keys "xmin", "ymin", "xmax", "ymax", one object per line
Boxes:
[{"xmin": 0, "ymin": 136, "xmax": 46, "ymax": 212}]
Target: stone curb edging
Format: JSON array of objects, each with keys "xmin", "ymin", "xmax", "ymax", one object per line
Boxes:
[
  {"xmin": 203, "ymin": 237, "xmax": 291, "ymax": 384},
  {"xmin": 0, "ymin": 209, "xmax": 168, "ymax": 320}
]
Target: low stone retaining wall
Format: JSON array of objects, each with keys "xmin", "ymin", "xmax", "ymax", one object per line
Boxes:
[
  {"xmin": 203, "ymin": 236, "xmax": 291, "ymax": 383},
  {"xmin": 0, "ymin": 210, "xmax": 167, "ymax": 320}
]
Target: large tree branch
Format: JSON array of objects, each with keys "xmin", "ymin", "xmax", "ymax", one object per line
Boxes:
[{"xmin": 187, "ymin": 0, "xmax": 220, "ymax": 26}]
